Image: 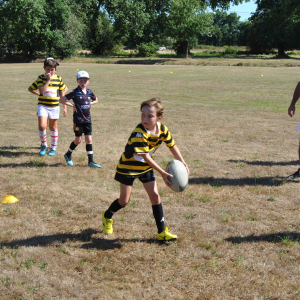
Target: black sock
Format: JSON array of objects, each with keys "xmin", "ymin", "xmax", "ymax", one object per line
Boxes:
[
  {"xmin": 152, "ymin": 203, "xmax": 165, "ymax": 233},
  {"xmin": 66, "ymin": 141, "xmax": 77, "ymax": 159},
  {"xmin": 86, "ymin": 144, "xmax": 93, "ymax": 163},
  {"xmin": 105, "ymin": 199, "xmax": 123, "ymax": 219}
]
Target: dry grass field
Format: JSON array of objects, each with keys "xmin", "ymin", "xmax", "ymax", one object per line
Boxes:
[{"xmin": 1, "ymin": 61, "xmax": 300, "ymax": 299}]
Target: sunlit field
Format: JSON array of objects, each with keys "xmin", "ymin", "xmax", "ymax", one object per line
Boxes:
[{"xmin": 1, "ymin": 62, "xmax": 300, "ymax": 299}]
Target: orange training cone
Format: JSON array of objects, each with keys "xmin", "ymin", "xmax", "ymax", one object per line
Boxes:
[{"xmin": 1, "ymin": 195, "xmax": 19, "ymax": 204}]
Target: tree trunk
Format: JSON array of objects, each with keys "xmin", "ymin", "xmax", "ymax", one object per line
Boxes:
[
  {"xmin": 175, "ymin": 41, "xmax": 190, "ymax": 57},
  {"xmin": 186, "ymin": 41, "xmax": 189, "ymax": 59},
  {"xmin": 277, "ymin": 43, "xmax": 287, "ymax": 58}
]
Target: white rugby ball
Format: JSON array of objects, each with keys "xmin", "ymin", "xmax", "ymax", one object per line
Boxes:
[{"xmin": 166, "ymin": 160, "xmax": 188, "ymax": 192}]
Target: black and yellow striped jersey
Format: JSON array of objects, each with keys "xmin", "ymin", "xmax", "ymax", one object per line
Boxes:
[
  {"xmin": 116, "ymin": 122, "xmax": 175, "ymax": 176},
  {"xmin": 29, "ymin": 74, "xmax": 67, "ymax": 107}
]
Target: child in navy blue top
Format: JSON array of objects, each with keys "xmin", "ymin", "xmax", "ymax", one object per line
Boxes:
[{"xmin": 59, "ymin": 70, "xmax": 101, "ymax": 168}]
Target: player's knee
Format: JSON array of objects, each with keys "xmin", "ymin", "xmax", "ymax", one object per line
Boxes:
[
  {"xmin": 119, "ymin": 198, "xmax": 130, "ymax": 206},
  {"xmin": 39, "ymin": 125, "xmax": 47, "ymax": 131},
  {"xmin": 151, "ymin": 193, "xmax": 160, "ymax": 205}
]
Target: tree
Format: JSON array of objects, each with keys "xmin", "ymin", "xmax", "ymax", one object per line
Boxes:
[
  {"xmin": 249, "ymin": 0, "xmax": 300, "ymax": 57},
  {"xmin": 0, "ymin": 0, "xmax": 101, "ymax": 58},
  {"xmin": 104, "ymin": 0, "xmax": 169, "ymax": 47},
  {"xmin": 91, "ymin": 11, "xmax": 117, "ymax": 54},
  {"xmin": 213, "ymin": 10, "xmax": 241, "ymax": 46},
  {"xmin": 166, "ymin": 0, "xmax": 213, "ymax": 57},
  {"xmin": 1, "ymin": 0, "xmax": 47, "ymax": 56},
  {"xmin": 201, "ymin": 0, "xmax": 250, "ymax": 9}
]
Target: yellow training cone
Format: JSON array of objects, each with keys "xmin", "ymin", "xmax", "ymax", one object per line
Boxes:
[{"xmin": 1, "ymin": 195, "xmax": 19, "ymax": 204}]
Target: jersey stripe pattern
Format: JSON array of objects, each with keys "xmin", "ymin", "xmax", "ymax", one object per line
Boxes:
[
  {"xmin": 116, "ymin": 122, "xmax": 175, "ymax": 176},
  {"xmin": 30, "ymin": 74, "xmax": 67, "ymax": 107}
]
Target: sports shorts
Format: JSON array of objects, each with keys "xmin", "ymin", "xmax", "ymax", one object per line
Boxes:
[
  {"xmin": 114, "ymin": 169, "xmax": 155, "ymax": 186},
  {"xmin": 37, "ymin": 105, "xmax": 60, "ymax": 119},
  {"xmin": 74, "ymin": 122, "xmax": 92, "ymax": 137}
]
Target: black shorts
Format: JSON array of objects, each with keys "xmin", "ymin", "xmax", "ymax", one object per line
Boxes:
[
  {"xmin": 74, "ymin": 123, "xmax": 92, "ymax": 137},
  {"xmin": 114, "ymin": 169, "xmax": 155, "ymax": 186}
]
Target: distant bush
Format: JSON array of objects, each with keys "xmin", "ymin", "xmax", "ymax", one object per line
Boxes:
[
  {"xmin": 287, "ymin": 51, "xmax": 300, "ymax": 55},
  {"xmin": 224, "ymin": 46, "xmax": 239, "ymax": 55},
  {"xmin": 137, "ymin": 42, "xmax": 159, "ymax": 57}
]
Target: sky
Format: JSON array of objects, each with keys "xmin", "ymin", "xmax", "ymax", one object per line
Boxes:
[{"xmin": 227, "ymin": 0, "xmax": 257, "ymax": 21}]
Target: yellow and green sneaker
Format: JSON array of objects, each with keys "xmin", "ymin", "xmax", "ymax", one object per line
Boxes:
[
  {"xmin": 102, "ymin": 211, "xmax": 113, "ymax": 234},
  {"xmin": 157, "ymin": 227, "xmax": 177, "ymax": 241}
]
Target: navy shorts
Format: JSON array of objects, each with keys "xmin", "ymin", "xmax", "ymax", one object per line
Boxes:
[
  {"xmin": 114, "ymin": 169, "xmax": 155, "ymax": 186},
  {"xmin": 74, "ymin": 123, "xmax": 92, "ymax": 137}
]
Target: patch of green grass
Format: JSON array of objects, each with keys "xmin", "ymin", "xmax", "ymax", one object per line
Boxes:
[
  {"xmin": 50, "ymin": 208, "xmax": 64, "ymax": 216},
  {"xmin": 0, "ymin": 277, "xmax": 11, "ymax": 284},
  {"xmin": 28, "ymin": 285, "xmax": 40, "ymax": 292},
  {"xmin": 268, "ymin": 194, "xmax": 277, "ymax": 201},
  {"xmin": 220, "ymin": 209, "xmax": 230, "ymax": 222},
  {"xmin": 199, "ymin": 242, "xmax": 213, "ymax": 250},
  {"xmin": 20, "ymin": 258, "xmax": 36, "ymax": 270},
  {"xmin": 236, "ymin": 255, "xmax": 243, "ymax": 266},
  {"xmin": 127, "ymin": 200, "xmax": 138, "ymax": 207},
  {"xmin": 29, "ymin": 158, "xmax": 47, "ymax": 167},
  {"xmin": 197, "ymin": 195, "xmax": 211, "ymax": 202},
  {"xmin": 38, "ymin": 262, "xmax": 48, "ymax": 270},
  {"xmin": 78, "ymin": 153, "xmax": 86, "ymax": 162},
  {"xmin": 58, "ymin": 249, "xmax": 67, "ymax": 254},
  {"xmin": 184, "ymin": 214, "xmax": 195, "ymax": 220},
  {"xmin": 281, "ymin": 235, "xmax": 295, "ymax": 247}
]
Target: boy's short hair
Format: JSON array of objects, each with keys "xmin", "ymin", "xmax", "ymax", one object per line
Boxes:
[
  {"xmin": 44, "ymin": 57, "xmax": 59, "ymax": 68},
  {"xmin": 140, "ymin": 98, "xmax": 164, "ymax": 117}
]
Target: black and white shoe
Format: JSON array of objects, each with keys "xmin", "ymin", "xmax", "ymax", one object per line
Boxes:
[{"xmin": 287, "ymin": 168, "xmax": 300, "ymax": 180}]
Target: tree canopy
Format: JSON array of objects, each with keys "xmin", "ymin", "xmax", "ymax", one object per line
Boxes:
[
  {"xmin": 249, "ymin": 0, "xmax": 300, "ymax": 56},
  {"xmin": 1, "ymin": 0, "xmax": 300, "ymax": 58}
]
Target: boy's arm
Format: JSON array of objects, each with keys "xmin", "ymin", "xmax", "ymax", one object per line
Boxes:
[
  {"xmin": 288, "ymin": 81, "xmax": 300, "ymax": 117},
  {"xmin": 141, "ymin": 153, "xmax": 173, "ymax": 188},
  {"xmin": 59, "ymin": 88, "xmax": 68, "ymax": 117},
  {"xmin": 59, "ymin": 96, "xmax": 76, "ymax": 110},
  {"xmin": 168, "ymin": 145, "xmax": 190, "ymax": 175},
  {"xmin": 38, "ymin": 73, "xmax": 51, "ymax": 95},
  {"xmin": 91, "ymin": 96, "xmax": 98, "ymax": 105},
  {"xmin": 28, "ymin": 87, "xmax": 40, "ymax": 96}
]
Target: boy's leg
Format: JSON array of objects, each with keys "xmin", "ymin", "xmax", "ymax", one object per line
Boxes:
[
  {"xmin": 38, "ymin": 116, "xmax": 48, "ymax": 155},
  {"xmin": 64, "ymin": 138, "xmax": 80, "ymax": 166},
  {"xmin": 48, "ymin": 119, "xmax": 58, "ymax": 156},
  {"xmin": 143, "ymin": 180, "xmax": 177, "ymax": 241},
  {"xmin": 143, "ymin": 181, "xmax": 164, "ymax": 233},
  {"xmin": 102, "ymin": 183, "xmax": 132, "ymax": 234},
  {"xmin": 288, "ymin": 138, "xmax": 300, "ymax": 179},
  {"xmin": 85, "ymin": 135, "xmax": 101, "ymax": 168}
]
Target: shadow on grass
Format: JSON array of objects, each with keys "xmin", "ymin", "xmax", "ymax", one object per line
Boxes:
[
  {"xmin": 225, "ymin": 231, "xmax": 300, "ymax": 244},
  {"xmin": 0, "ymin": 162, "xmax": 63, "ymax": 168},
  {"xmin": 189, "ymin": 175, "xmax": 293, "ymax": 187},
  {"xmin": 0, "ymin": 146, "xmax": 40, "ymax": 158},
  {"xmin": 0, "ymin": 229, "xmax": 163, "ymax": 250},
  {"xmin": 0, "ymin": 229, "xmax": 122, "ymax": 251},
  {"xmin": 228, "ymin": 159, "xmax": 299, "ymax": 167}
]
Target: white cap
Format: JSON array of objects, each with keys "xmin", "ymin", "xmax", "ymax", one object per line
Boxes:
[{"xmin": 77, "ymin": 70, "xmax": 90, "ymax": 79}]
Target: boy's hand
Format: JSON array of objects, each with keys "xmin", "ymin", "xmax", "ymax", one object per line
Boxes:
[
  {"xmin": 45, "ymin": 72, "xmax": 51, "ymax": 81},
  {"xmin": 288, "ymin": 104, "xmax": 295, "ymax": 117},
  {"xmin": 162, "ymin": 171, "xmax": 173, "ymax": 188},
  {"xmin": 183, "ymin": 162, "xmax": 190, "ymax": 175}
]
